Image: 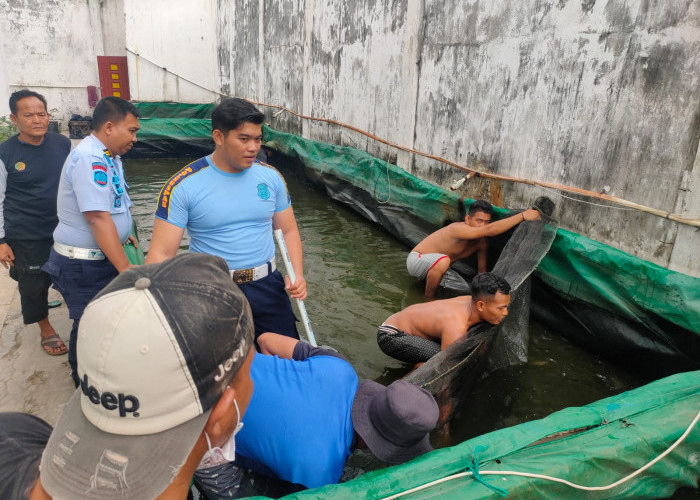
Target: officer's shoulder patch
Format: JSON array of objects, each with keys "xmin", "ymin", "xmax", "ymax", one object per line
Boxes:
[{"xmin": 92, "ymin": 162, "xmax": 108, "ymax": 186}]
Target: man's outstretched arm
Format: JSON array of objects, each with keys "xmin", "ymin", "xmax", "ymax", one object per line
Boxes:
[
  {"xmin": 455, "ymin": 209, "xmax": 540, "ymax": 240},
  {"xmin": 258, "ymin": 332, "xmax": 299, "ymax": 359}
]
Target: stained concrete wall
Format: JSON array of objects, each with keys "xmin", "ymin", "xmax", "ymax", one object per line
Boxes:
[
  {"xmin": 0, "ymin": 1, "xmax": 697, "ymax": 276},
  {"xmin": 0, "ymin": 0, "xmax": 115, "ymax": 123},
  {"xmin": 216, "ymin": 0, "xmax": 698, "ymax": 277}
]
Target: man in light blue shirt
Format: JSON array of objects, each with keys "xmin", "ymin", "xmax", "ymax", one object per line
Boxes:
[
  {"xmin": 147, "ymin": 98, "xmax": 306, "ymax": 343},
  {"xmin": 42, "ymin": 97, "xmax": 140, "ymax": 387}
]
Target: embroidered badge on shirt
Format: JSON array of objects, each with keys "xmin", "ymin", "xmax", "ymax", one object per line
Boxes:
[
  {"xmin": 14, "ymin": 161, "xmax": 26, "ymax": 171},
  {"xmin": 92, "ymin": 162, "xmax": 108, "ymax": 186},
  {"xmin": 257, "ymin": 183, "xmax": 270, "ymax": 200}
]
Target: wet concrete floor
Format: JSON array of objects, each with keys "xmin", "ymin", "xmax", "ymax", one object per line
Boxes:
[{"xmin": 0, "ymin": 266, "xmax": 74, "ymax": 425}]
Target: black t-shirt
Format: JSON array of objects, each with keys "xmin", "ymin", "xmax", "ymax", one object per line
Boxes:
[
  {"xmin": 0, "ymin": 412, "xmax": 53, "ymax": 500},
  {"xmin": 0, "ymin": 133, "xmax": 71, "ymax": 242}
]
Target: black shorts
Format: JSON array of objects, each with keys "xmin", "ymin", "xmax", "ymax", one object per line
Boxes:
[
  {"xmin": 377, "ymin": 324, "xmax": 441, "ymax": 364},
  {"xmin": 7, "ymin": 239, "xmax": 53, "ymax": 324},
  {"xmin": 238, "ymin": 270, "xmax": 299, "ymax": 342}
]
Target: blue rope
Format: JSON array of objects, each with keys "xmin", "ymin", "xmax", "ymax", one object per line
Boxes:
[{"xmin": 466, "ymin": 446, "xmax": 509, "ymax": 497}]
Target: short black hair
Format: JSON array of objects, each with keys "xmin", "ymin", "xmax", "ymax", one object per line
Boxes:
[
  {"xmin": 468, "ymin": 200, "xmax": 494, "ymax": 218},
  {"xmin": 9, "ymin": 89, "xmax": 47, "ymax": 115},
  {"xmin": 92, "ymin": 97, "xmax": 140, "ymax": 131},
  {"xmin": 211, "ymin": 98, "xmax": 264, "ymax": 135},
  {"xmin": 471, "ymin": 272, "xmax": 511, "ymax": 300}
]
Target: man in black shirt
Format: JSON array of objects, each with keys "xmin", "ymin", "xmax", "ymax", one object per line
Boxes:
[{"xmin": 0, "ymin": 90, "xmax": 71, "ymax": 355}]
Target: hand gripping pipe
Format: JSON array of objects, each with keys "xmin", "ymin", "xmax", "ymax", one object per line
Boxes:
[{"xmin": 273, "ymin": 229, "xmax": 317, "ymax": 346}]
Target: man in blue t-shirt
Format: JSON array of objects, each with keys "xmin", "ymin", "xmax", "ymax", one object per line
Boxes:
[
  {"xmin": 0, "ymin": 90, "xmax": 71, "ymax": 356},
  {"xmin": 193, "ymin": 333, "xmax": 439, "ymax": 498},
  {"xmin": 147, "ymin": 98, "xmax": 306, "ymax": 342}
]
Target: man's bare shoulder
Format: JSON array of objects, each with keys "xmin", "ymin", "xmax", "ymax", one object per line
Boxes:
[{"xmin": 414, "ymin": 223, "xmax": 473, "ymax": 253}]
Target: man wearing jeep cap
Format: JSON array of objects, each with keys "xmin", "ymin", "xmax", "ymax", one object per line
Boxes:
[{"xmin": 0, "ymin": 253, "xmax": 255, "ymax": 500}]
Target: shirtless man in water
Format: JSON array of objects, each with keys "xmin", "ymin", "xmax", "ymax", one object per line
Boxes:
[
  {"xmin": 407, "ymin": 200, "xmax": 540, "ymax": 297},
  {"xmin": 377, "ymin": 272, "xmax": 511, "ymax": 364}
]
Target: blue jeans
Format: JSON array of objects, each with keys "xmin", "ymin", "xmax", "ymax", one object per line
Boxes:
[{"xmin": 42, "ymin": 249, "xmax": 118, "ymax": 386}]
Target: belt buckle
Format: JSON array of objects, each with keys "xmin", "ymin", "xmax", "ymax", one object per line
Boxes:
[{"xmin": 232, "ymin": 268, "xmax": 254, "ymax": 284}]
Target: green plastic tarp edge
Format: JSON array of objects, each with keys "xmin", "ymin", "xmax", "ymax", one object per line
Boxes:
[
  {"xmin": 133, "ymin": 101, "xmax": 215, "ymax": 119},
  {"xmin": 259, "ymin": 125, "xmax": 700, "ymax": 335},
  {"xmin": 246, "ymin": 370, "xmax": 699, "ymax": 499}
]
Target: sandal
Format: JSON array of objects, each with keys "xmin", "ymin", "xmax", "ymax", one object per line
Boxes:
[{"xmin": 41, "ymin": 333, "xmax": 68, "ymax": 356}]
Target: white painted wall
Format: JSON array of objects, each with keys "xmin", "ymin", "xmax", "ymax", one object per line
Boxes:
[
  {"xmin": 124, "ymin": 0, "xmax": 219, "ymax": 103},
  {"xmin": 0, "ymin": 0, "xmax": 108, "ymax": 123},
  {"xmin": 0, "ymin": 32, "xmax": 9, "ymax": 117}
]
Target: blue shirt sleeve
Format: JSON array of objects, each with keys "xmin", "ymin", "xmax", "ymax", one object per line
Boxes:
[
  {"xmin": 157, "ymin": 180, "xmax": 189, "ymax": 228},
  {"xmin": 271, "ymin": 168, "xmax": 291, "ymax": 213}
]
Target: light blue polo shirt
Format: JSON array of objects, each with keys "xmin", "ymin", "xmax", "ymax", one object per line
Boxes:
[
  {"xmin": 155, "ymin": 156, "xmax": 291, "ymax": 269},
  {"xmin": 53, "ymin": 134, "xmax": 132, "ymax": 248}
]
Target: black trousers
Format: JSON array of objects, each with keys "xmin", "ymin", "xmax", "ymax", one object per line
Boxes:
[{"xmin": 7, "ymin": 239, "xmax": 53, "ymax": 324}]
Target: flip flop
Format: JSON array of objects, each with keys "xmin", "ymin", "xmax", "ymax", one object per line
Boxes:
[
  {"xmin": 48, "ymin": 300, "xmax": 62, "ymax": 309},
  {"xmin": 41, "ymin": 333, "xmax": 68, "ymax": 356}
]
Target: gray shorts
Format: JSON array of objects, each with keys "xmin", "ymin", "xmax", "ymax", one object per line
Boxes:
[
  {"xmin": 406, "ymin": 251, "xmax": 449, "ymax": 279},
  {"xmin": 406, "ymin": 251, "xmax": 469, "ymax": 291}
]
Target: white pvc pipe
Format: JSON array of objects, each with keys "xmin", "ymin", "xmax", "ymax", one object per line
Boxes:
[{"xmin": 273, "ymin": 229, "xmax": 317, "ymax": 346}]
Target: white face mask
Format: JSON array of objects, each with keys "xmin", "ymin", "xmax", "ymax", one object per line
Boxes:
[{"xmin": 198, "ymin": 398, "xmax": 245, "ymax": 469}]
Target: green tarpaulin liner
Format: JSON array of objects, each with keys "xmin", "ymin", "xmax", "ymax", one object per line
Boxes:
[
  {"xmin": 259, "ymin": 125, "xmax": 700, "ymax": 377},
  {"xmin": 251, "ymin": 370, "xmax": 699, "ymax": 499},
  {"xmin": 127, "ymin": 102, "xmax": 699, "ymax": 377},
  {"xmin": 130, "ymin": 103, "xmax": 214, "ymax": 157}
]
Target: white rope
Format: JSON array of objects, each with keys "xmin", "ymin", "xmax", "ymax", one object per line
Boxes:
[{"xmin": 379, "ymin": 407, "xmax": 700, "ymax": 499}]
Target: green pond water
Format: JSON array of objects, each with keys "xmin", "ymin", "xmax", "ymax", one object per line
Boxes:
[{"xmin": 125, "ymin": 157, "xmax": 642, "ymax": 446}]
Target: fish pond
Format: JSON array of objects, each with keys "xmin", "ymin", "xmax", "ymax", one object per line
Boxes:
[{"xmin": 125, "ymin": 157, "xmax": 643, "ymax": 447}]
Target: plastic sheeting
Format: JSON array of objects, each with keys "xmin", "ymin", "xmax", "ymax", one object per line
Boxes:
[
  {"xmin": 129, "ymin": 102, "xmax": 699, "ymax": 374},
  {"xmin": 260, "ymin": 370, "xmax": 699, "ymax": 499},
  {"xmin": 128, "ymin": 101, "xmax": 699, "ymax": 370},
  {"xmin": 128, "ymin": 102, "xmax": 214, "ymax": 157},
  {"xmin": 259, "ymin": 125, "xmax": 700, "ymax": 376}
]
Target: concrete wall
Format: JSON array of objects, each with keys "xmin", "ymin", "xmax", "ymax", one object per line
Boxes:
[
  {"xmin": 0, "ymin": 0, "xmax": 697, "ymax": 276},
  {"xmin": 218, "ymin": 0, "xmax": 698, "ymax": 277},
  {"xmin": 0, "ymin": 0, "xmax": 116, "ymax": 123},
  {"xmin": 124, "ymin": 0, "xmax": 219, "ymax": 102}
]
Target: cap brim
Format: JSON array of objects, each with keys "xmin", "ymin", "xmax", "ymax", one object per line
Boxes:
[
  {"xmin": 351, "ymin": 380, "xmax": 433, "ymax": 465},
  {"xmin": 40, "ymin": 389, "xmax": 209, "ymax": 500}
]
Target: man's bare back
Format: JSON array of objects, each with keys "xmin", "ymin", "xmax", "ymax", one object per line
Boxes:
[
  {"xmin": 378, "ymin": 273, "xmax": 512, "ymax": 364},
  {"xmin": 413, "ymin": 223, "xmax": 487, "ymax": 261},
  {"xmin": 384, "ymin": 296, "xmax": 476, "ymax": 350}
]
